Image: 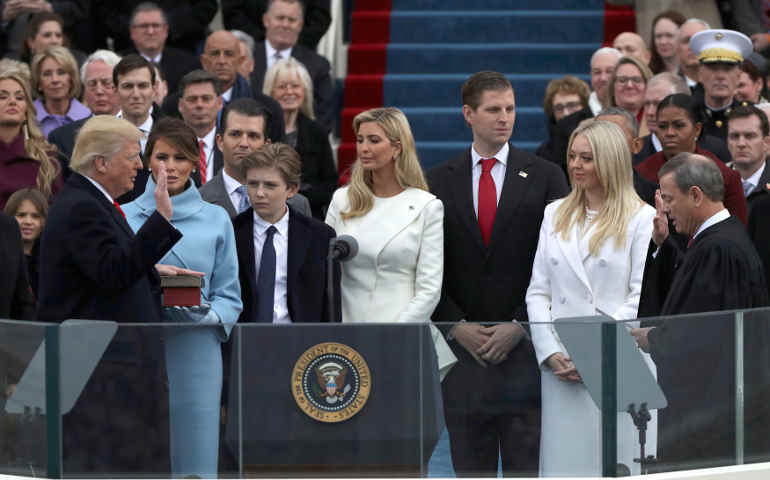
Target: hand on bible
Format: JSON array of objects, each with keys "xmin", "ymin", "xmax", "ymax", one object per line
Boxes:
[
  {"xmin": 155, "ymin": 264, "xmax": 205, "ymax": 277},
  {"xmin": 453, "ymin": 323, "xmax": 492, "ymax": 368},
  {"xmin": 546, "ymin": 352, "xmax": 582, "ymax": 382},
  {"xmin": 652, "ymin": 189, "xmax": 669, "ymax": 246},
  {"xmin": 477, "ymin": 323, "xmax": 524, "ymax": 365}
]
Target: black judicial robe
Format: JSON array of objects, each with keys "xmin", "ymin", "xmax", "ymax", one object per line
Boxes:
[{"xmin": 645, "ymin": 216, "xmax": 770, "ymax": 470}]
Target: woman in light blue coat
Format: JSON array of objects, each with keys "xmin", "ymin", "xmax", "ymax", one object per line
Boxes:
[{"xmin": 123, "ymin": 118, "xmax": 242, "ymax": 478}]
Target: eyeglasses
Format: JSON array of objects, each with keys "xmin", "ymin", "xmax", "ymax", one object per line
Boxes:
[
  {"xmin": 616, "ymin": 76, "xmax": 644, "ymax": 86},
  {"xmin": 132, "ymin": 23, "xmax": 165, "ymax": 31},
  {"xmin": 553, "ymin": 101, "xmax": 582, "ymax": 114}
]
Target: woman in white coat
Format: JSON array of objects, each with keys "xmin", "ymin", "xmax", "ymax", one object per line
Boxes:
[
  {"xmin": 325, "ymin": 107, "xmax": 456, "ymax": 377},
  {"xmin": 526, "ymin": 120, "xmax": 656, "ymax": 476}
]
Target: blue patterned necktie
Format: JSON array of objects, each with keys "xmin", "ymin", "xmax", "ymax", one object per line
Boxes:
[
  {"xmin": 237, "ymin": 185, "xmax": 250, "ymax": 213},
  {"xmin": 256, "ymin": 226, "xmax": 277, "ymax": 323}
]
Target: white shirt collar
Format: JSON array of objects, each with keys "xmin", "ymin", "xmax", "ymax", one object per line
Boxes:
[
  {"xmin": 651, "ymin": 132, "xmax": 662, "ymax": 152},
  {"xmin": 743, "ymin": 161, "xmax": 765, "ymax": 188},
  {"xmin": 222, "ymin": 169, "xmax": 242, "ymax": 196},
  {"xmin": 588, "ymin": 91, "xmax": 603, "ymax": 116},
  {"xmin": 222, "ymin": 86, "xmax": 233, "ymax": 103},
  {"xmin": 265, "ymin": 39, "xmax": 292, "ymax": 63},
  {"xmin": 199, "ymin": 126, "xmax": 216, "ymax": 149},
  {"xmin": 82, "ymin": 173, "xmax": 114, "ymax": 204},
  {"xmin": 117, "ymin": 106, "xmax": 154, "ymax": 132},
  {"xmin": 253, "ymin": 206, "xmax": 289, "ymax": 237},
  {"xmin": 471, "ymin": 142, "xmax": 509, "ymax": 168},
  {"xmin": 693, "ymin": 208, "xmax": 730, "ymax": 239},
  {"xmin": 140, "ymin": 52, "xmax": 162, "ymax": 64}
]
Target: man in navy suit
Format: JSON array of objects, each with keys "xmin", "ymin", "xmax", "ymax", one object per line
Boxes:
[
  {"xmin": 36, "ymin": 115, "xmax": 197, "ymax": 474},
  {"xmin": 233, "ymin": 143, "xmax": 339, "ymax": 323},
  {"xmin": 427, "ymin": 71, "xmax": 569, "ymax": 477}
]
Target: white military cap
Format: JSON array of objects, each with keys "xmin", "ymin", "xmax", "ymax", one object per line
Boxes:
[{"xmin": 690, "ymin": 29, "xmax": 753, "ymax": 64}]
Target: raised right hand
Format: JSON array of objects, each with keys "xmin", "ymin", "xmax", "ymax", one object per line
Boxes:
[
  {"xmin": 652, "ymin": 189, "xmax": 669, "ymax": 246},
  {"xmin": 154, "ymin": 161, "xmax": 173, "ymax": 220}
]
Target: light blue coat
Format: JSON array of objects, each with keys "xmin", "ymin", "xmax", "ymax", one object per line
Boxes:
[{"xmin": 124, "ymin": 178, "xmax": 242, "ymax": 478}]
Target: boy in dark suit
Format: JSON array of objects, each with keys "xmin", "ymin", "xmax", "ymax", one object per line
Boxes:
[{"xmin": 233, "ymin": 143, "xmax": 339, "ymax": 323}]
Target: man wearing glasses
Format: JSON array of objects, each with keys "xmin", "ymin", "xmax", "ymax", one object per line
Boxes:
[
  {"xmin": 49, "ymin": 49, "xmax": 123, "ymax": 178},
  {"xmin": 121, "ymin": 3, "xmax": 200, "ymax": 94}
]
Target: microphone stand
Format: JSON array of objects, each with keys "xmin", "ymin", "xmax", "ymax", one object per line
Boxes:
[
  {"xmin": 327, "ymin": 243, "xmax": 337, "ymax": 323},
  {"xmin": 628, "ymin": 402, "xmax": 656, "ymax": 474}
]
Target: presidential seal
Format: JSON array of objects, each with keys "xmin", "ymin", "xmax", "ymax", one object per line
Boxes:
[{"xmin": 292, "ymin": 342, "xmax": 372, "ymax": 423}]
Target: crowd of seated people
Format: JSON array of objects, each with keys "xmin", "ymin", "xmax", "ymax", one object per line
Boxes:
[{"xmin": 3, "ymin": 0, "xmax": 770, "ymax": 478}]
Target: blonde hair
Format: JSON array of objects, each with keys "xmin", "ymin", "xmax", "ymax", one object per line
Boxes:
[
  {"xmin": 70, "ymin": 115, "xmax": 142, "ymax": 175},
  {"xmin": 30, "ymin": 46, "xmax": 82, "ymax": 100},
  {"xmin": 0, "ymin": 69, "xmax": 59, "ymax": 200},
  {"xmin": 262, "ymin": 57, "xmax": 314, "ymax": 119},
  {"xmin": 341, "ymin": 107, "xmax": 427, "ymax": 221},
  {"xmin": 554, "ymin": 119, "xmax": 644, "ymax": 256}
]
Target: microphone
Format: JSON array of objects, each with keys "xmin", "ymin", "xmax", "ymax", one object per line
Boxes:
[{"xmin": 329, "ymin": 235, "xmax": 358, "ymax": 262}]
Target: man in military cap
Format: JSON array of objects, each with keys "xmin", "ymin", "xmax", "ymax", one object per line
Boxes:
[{"xmin": 690, "ymin": 29, "xmax": 754, "ymax": 142}]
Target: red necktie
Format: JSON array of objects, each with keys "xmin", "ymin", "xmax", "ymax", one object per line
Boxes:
[
  {"xmin": 478, "ymin": 158, "xmax": 497, "ymax": 246},
  {"xmin": 199, "ymin": 140, "xmax": 207, "ymax": 184},
  {"xmin": 113, "ymin": 200, "xmax": 126, "ymax": 219},
  {"xmin": 687, "ymin": 237, "xmax": 694, "ymax": 248}
]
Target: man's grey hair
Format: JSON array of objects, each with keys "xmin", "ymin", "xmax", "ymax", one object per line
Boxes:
[
  {"xmin": 681, "ymin": 18, "xmax": 711, "ymax": 30},
  {"xmin": 80, "ymin": 50, "xmax": 122, "ymax": 84},
  {"xmin": 597, "ymin": 107, "xmax": 639, "ymax": 138},
  {"xmin": 648, "ymin": 72, "xmax": 690, "ymax": 96},
  {"xmin": 129, "ymin": 2, "xmax": 168, "ymax": 26},
  {"xmin": 659, "ymin": 153, "xmax": 724, "ymax": 202},
  {"xmin": 591, "ymin": 47, "xmax": 622, "ymax": 66},
  {"xmin": 231, "ymin": 30, "xmax": 255, "ymax": 60}
]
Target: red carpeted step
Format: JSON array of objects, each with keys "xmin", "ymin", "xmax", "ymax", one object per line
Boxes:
[
  {"xmin": 344, "ymin": 75, "xmax": 385, "ymax": 108},
  {"xmin": 353, "ymin": 0, "xmax": 391, "ymax": 11},
  {"xmin": 337, "ymin": 143, "xmax": 357, "ymax": 186},
  {"xmin": 347, "ymin": 44, "xmax": 388, "ymax": 75},
  {"xmin": 603, "ymin": 1, "xmax": 636, "ymax": 45},
  {"xmin": 340, "ymin": 107, "xmax": 367, "ymax": 143},
  {"xmin": 352, "ymin": 11, "xmax": 391, "ymax": 44}
]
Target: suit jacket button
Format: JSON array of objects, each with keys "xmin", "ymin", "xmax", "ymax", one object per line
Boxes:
[
  {"xmin": 560, "ymin": 296, "xmax": 566, "ymax": 304},
  {"xmin": 551, "ymin": 258, "xmax": 558, "ymax": 265},
  {"xmin": 599, "ymin": 259, "xmax": 607, "ymax": 267}
]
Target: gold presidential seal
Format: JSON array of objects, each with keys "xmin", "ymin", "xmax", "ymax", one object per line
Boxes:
[{"xmin": 291, "ymin": 342, "xmax": 372, "ymax": 423}]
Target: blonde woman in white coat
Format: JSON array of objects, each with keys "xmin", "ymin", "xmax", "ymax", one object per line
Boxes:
[
  {"xmin": 326, "ymin": 107, "xmax": 456, "ymax": 377},
  {"xmin": 526, "ymin": 120, "xmax": 656, "ymax": 477}
]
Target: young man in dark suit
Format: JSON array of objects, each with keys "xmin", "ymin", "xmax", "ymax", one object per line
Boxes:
[
  {"xmin": 199, "ymin": 98, "xmax": 311, "ymax": 217},
  {"xmin": 233, "ymin": 143, "xmax": 339, "ymax": 323},
  {"xmin": 427, "ymin": 71, "xmax": 569, "ymax": 477}
]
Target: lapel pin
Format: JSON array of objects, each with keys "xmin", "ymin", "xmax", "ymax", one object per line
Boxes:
[{"xmin": 519, "ymin": 171, "xmax": 528, "ymax": 178}]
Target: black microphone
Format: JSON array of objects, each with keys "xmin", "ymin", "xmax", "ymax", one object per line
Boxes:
[{"xmin": 329, "ymin": 235, "xmax": 358, "ymax": 262}]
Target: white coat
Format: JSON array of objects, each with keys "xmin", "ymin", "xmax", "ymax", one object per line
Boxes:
[
  {"xmin": 326, "ymin": 186, "xmax": 456, "ymax": 377},
  {"xmin": 526, "ymin": 198, "xmax": 656, "ymax": 477}
]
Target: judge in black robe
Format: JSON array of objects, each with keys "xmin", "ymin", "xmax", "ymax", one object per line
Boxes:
[{"xmin": 632, "ymin": 153, "xmax": 770, "ymax": 471}]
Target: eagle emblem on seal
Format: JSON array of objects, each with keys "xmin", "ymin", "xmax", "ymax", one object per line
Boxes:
[{"xmin": 316, "ymin": 361, "xmax": 351, "ymax": 404}]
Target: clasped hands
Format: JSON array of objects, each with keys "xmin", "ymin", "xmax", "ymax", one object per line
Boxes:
[{"xmin": 453, "ymin": 322, "xmax": 525, "ymax": 368}]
